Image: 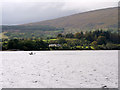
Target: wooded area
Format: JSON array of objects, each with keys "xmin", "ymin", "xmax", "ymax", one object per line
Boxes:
[{"xmin": 2, "ymin": 30, "xmax": 120, "ymax": 50}]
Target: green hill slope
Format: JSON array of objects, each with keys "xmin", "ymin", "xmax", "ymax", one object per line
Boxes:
[
  {"xmin": 2, "ymin": 7, "xmax": 118, "ymax": 39},
  {"xmin": 26, "ymin": 7, "xmax": 118, "ymax": 32}
]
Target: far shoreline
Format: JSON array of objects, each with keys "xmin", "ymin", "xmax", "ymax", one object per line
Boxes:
[{"xmin": 0, "ymin": 50, "xmax": 118, "ymax": 52}]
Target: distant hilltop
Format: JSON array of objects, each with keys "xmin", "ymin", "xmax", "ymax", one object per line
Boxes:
[
  {"xmin": 2, "ymin": 7, "xmax": 118, "ymax": 39},
  {"xmin": 24, "ymin": 7, "xmax": 118, "ymax": 32}
]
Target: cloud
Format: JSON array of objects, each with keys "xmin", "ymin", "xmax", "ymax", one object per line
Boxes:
[{"xmin": 1, "ymin": 0, "xmax": 119, "ymax": 25}]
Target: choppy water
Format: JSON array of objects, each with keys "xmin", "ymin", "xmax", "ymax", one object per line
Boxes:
[{"xmin": 0, "ymin": 50, "xmax": 118, "ymax": 88}]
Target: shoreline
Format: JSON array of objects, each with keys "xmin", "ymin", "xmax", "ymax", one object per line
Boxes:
[{"xmin": 0, "ymin": 50, "xmax": 118, "ymax": 52}]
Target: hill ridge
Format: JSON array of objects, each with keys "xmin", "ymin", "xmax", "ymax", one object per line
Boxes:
[{"xmin": 24, "ymin": 7, "xmax": 117, "ymax": 32}]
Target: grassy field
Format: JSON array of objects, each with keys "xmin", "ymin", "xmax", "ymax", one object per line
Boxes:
[{"xmin": 0, "ymin": 32, "xmax": 8, "ymax": 39}]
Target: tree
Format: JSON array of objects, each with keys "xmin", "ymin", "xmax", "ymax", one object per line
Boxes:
[
  {"xmin": 58, "ymin": 38, "xmax": 66, "ymax": 44},
  {"xmin": 74, "ymin": 32, "xmax": 82, "ymax": 39},
  {"xmin": 35, "ymin": 40, "xmax": 49, "ymax": 50},
  {"xmin": 106, "ymin": 43, "xmax": 118, "ymax": 50},
  {"xmin": 91, "ymin": 41, "xmax": 99, "ymax": 49},
  {"xmin": 65, "ymin": 33, "xmax": 74, "ymax": 38},
  {"xmin": 85, "ymin": 33, "xmax": 94, "ymax": 42},
  {"xmin": 7, "ymin": 39, "xmax": 19, "ymax": 49},
  {"xmin": 91, "ymin": 41, "xmax": 97, "ymax": 46},
  {"xmin": 97, "ymin": 36, "xmax": 106, "ymax": 45},
  {"xmin": 57, "ymin": 33, "xmax": 63, "ymax": 38}
]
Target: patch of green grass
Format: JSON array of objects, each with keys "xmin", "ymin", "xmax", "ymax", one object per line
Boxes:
[
  {"xmin": 49, "ymin": 39, "xmax": 58, "ymax": 40},
  {"xmin": 90, "ymin": 46, "xmax": 95, "ymax": 50},
  {"xmin": 66, "ymin": 38, "xmax": 78, "ymax": 41},
  {"xmin": 43, "ymin": 40, "xmax": 48, "ymax": 42},
  {"xmin": 0, "ymin": 32, "xmax": 8, "ymax": 39},
  {"xmin": 76, "ymin": 46, "xmax": 82, "ymax": 48}
]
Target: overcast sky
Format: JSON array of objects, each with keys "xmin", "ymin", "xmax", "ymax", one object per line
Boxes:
[{"xmin": 0, "ymin": 0, "xmax": 119, "ymax": 25}]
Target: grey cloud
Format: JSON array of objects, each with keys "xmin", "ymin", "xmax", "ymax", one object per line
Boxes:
[
  {"xmin": 2, "ymin": 2, "xmax": 80, "ymax": 25},
  {"xmin": 2, "ymin": 2, "xmax": 118, "ymax": 25}
]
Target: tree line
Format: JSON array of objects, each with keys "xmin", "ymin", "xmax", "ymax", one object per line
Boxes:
[
  {"xmin": 2, "ymin": 25, "xmax": 64, "ymax": 31},
  {"xmin": 2, "ymin": 30, "xmax": 120, "ymax": 50}
]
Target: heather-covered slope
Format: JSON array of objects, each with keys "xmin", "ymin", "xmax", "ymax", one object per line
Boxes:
[
  {"xmin": 2, "ymin": 7, "xmax": 118, "ymax": 39},
  {"xmin": 26, "ymin": 7, "xmax": 118, "ymax": 32}
]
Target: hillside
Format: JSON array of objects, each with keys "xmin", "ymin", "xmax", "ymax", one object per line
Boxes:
[
  {"xmin": 25, "ymin": 7, "xmax": 118, "ymax": 32},
  {"xmin": 2, "ymin": 7, "xmax": 118, "ymax": 39}
]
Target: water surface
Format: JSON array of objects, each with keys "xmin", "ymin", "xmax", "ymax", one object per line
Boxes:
[{"xmin": 0, "ymin": 50, "xmax": 118, "ymax": 88}]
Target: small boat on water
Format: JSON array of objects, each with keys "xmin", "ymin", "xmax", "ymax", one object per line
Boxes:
[
  {"xmin": 29, "ymin": 52, "xmax": 33, "ymax": 55},
  {"xmin": 102, "ymin": 85, "xmax": 107, "ymax": 89},
  {"xmin": 29, "ymin": 52, "xmax": 36, "ymax": 55}
]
